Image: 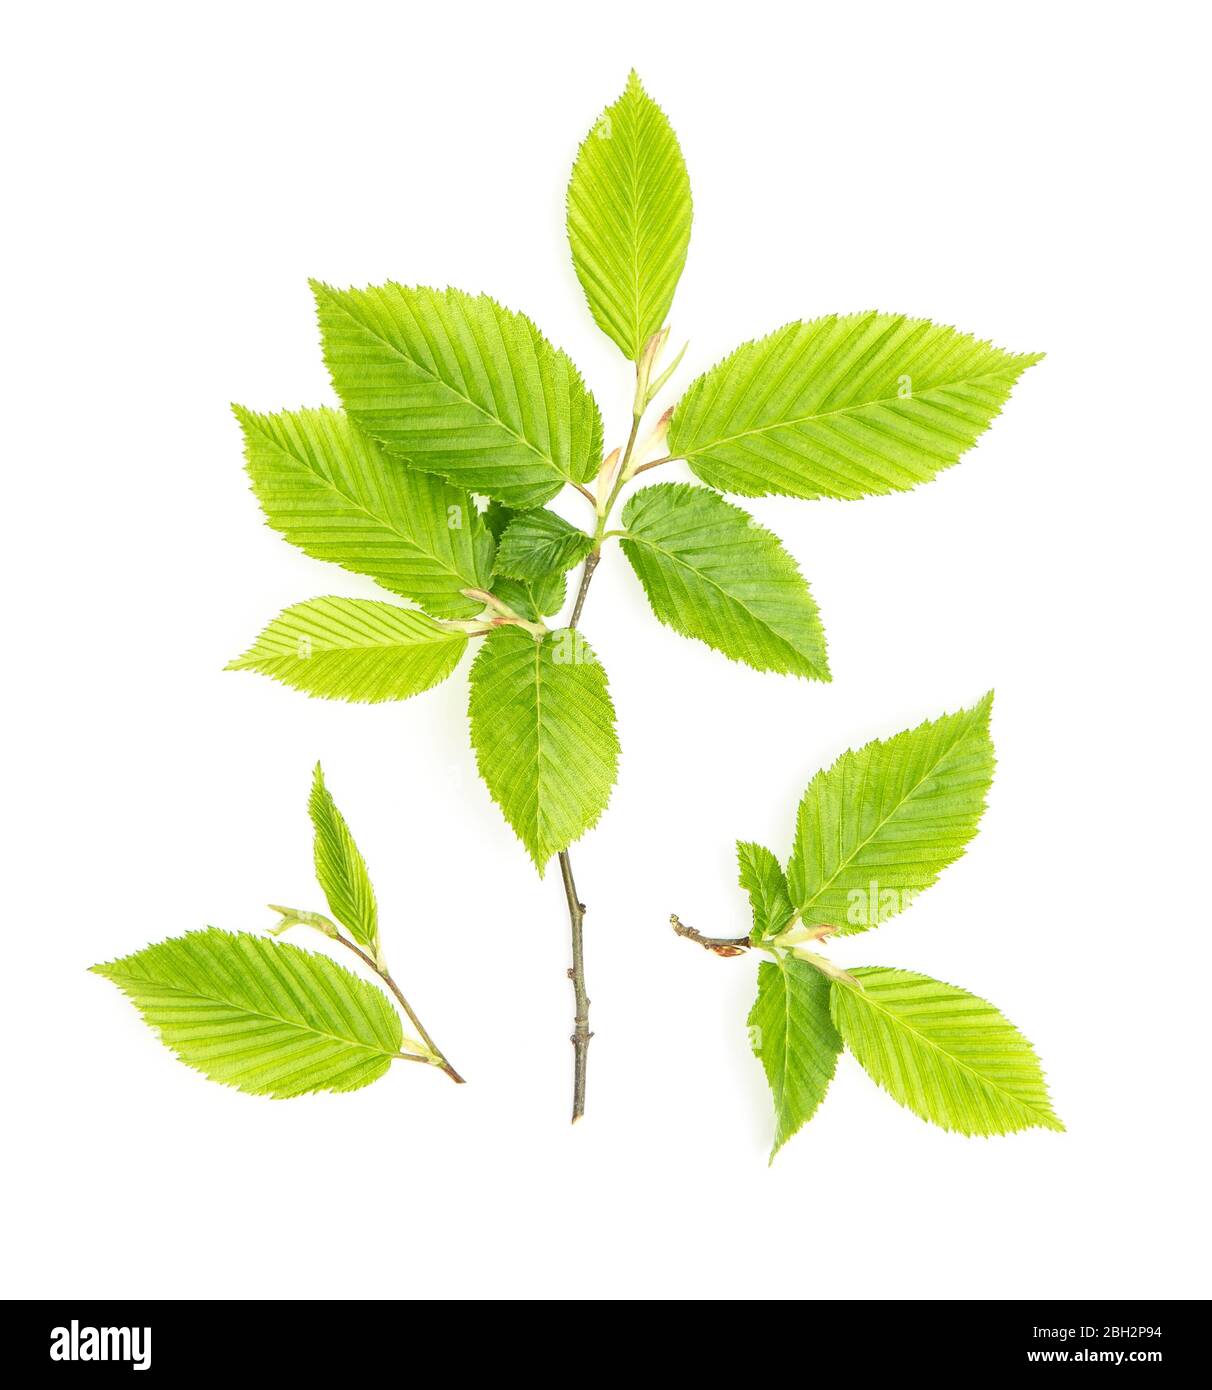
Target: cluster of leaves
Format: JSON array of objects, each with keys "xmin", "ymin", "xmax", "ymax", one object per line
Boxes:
[
  {"xmin": 704, "ymin": 695, "xmax": 1062, "ymax": 1160},
  {"xmin": 92, "ymin": 766, "xmax": 461, "ymax": 1094},
  {"xmin": 227, "ymin": 71, "xmax": 1041, "ymax": 879},
  {"xmin": 94, "ymin": 72, "xmax": 1051, "ymax": 1144}
]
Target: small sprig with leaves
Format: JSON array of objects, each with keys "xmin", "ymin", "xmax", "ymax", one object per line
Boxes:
[
  {"xmin": 672, "ymin": 694, "xmax": 1063, "ymax": 1160},
  {"xmin": 92, "ymin": 765, "xmax": 463, "ymax": 1094},
  {"xmin": 226, "ymin": 72, "xmax": 1041, "ymax": 1121}
]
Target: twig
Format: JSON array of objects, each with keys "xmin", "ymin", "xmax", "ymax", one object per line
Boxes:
[
  {"xmin": 569, "ymin": 550, "xmax": 600, "ymax": 628},
  {"xmin": 669, "ymin": 914, "xmax": 750, "ymax": 956},
  {"xmin": 558, "ymin": 850, "xmax": 591, "ymax": 1122},
  {"xmin": 329, "ymin": 934, "xmax": 465, "ymax": 1084}
]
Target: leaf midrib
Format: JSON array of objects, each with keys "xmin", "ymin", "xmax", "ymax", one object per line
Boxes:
[
  {"xmin": 531, "ymin": 636, "xmax": 547, "ymax": 861},
  {"xmin": 232, "ymin": 606, "xmax": 465, "ymax": 666},
  {"xmin": 99, "ymin": 969, "xmax": 399, "ymax": 1060},
  {"xmin": 624, "ymin": 88, "xmax": 643, "ymax": 357},
  {"xmin": 681, "ymin": 367, "xmax": 1026, "ymax": 455},
  {"xmin": 774, "ymin": 961, "xmax": 794, "ymax": 1131}
]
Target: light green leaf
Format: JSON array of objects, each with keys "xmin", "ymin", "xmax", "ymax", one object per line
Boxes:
[
  {"xmin": 468, "ymin": 627, "xmax": 619, "ymax": 873},
  {"xmin": 227, "ymin": 597, "xmax": 467, "ymax": 703},
  {"xmin": 234, "ymin": 405, "xmax": 493, "ymax": 619},
  {"xmin": 831, "ymin": 967, "xmax": 1063, "ymax": 1135},
  {"xmin": 313, "ymin": 282, "xmax": 603, "ymax": 510},
  {"xmin": 567, "ymin": 70, "xmax": 693, "ymax": 360},
  {"xmin": 619, "ymin": 482, "xmax": 829, "ymax": 678},
  {"xmin": 737, "ymin": 841, "xmax": 795, "ymax": 941},
  {"xmin": 91, "ymin": 929, "xmax": 405, "ymax": 1097},
  {"xmin": 494, "ymin": 509, "xmax": 593, "ymax": 580},
  {"xmin": 749, "ymin": 958, "xmax": 843, "ymax": 1161},
  {"xmin": 308, "ymin": 763, "xmax": 379, "ymax": 961},
  {"xmin": 786, "ymin": 694, "xmax": 995, "ymax": 935},
  {"xmin": 669, "ymin": 313, "xmax": 1042, "ymax": 499}
]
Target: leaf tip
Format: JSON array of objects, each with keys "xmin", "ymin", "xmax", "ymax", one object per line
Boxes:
[
  {"xmin": 767, "ymin": 1132, "xmax": 789, "ymax": 1166},
  {"xmin": 308, "ymin": 278, "xmax": 343, "ymax": 318}
]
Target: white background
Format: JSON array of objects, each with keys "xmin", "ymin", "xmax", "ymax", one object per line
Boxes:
[{"xmin": 4, "ymin": 0, "xmax": 1209, "ymax": 1301}]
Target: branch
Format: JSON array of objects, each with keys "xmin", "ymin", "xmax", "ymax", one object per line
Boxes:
[
  {"xmin": 669, "ymin": 914, "xmax": 750, "ymax": 956},
  {"xmin": 329, "ymin": 934, "xmax": 465, "ymax": 1084},
  {"xmin": 556, "ymin": 350, "xmax": 681, "ymax": 1122}
]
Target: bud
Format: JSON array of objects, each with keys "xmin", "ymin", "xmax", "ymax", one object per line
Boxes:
[
  {"xmin": 266, "ymin": 905, "xmax": 339, "ymax": 939},
  {"xmin": 643, "ymin": 341, "xmax": 689, "ymax": 408},
  {"xmin": 596, "ymin": 446, "xmax": 621, "ymax": 511},
  {"xmin": 633, "ymin": 326, "xmax": 670, "ymax": 413},
  {"xmin": 789, "ymin": 945, "xmax": 861, "ymax": 989},
  {"xmin": 460, "ymin": 587, "xmax": 498, "ymax": 611}
]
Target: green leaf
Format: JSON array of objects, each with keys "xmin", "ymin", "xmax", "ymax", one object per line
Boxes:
[
  {"xmin": 619, "ymin": 482, "xmax": 829, "ymax": 678},
  {"xmin": 227, "ymin": 597, "xmax": 467, "ymax": 703},
  {"xmin": 308, "ymin": 764, "xmax": 379, "ymax": 961},
  {"xmin": 467, "ymin": 627, "xmax": 619, "ymax": 873},
  {"xmin": 91, "ymin": 929, "xmax": 405, "ymax": 1097},
  {"xmin": 481, "ymin": 500, "xmax": 515, "ymax": 542},
  {"xmin": 567, "ymin": 70, "xmax": 693, "ymax": 360},
  {"xmin": 494, "ymin": 509, "xmax": 593, "ymax": 580},
  {"xmin": 483, "ymin": 502, "xmax": 570, "ymax": 618},
  {"xmin": 493, "ymin": 572, "xmax": 567, "ymax": 622},
  {"xmin": 669, "ymin": 313, "xmax": 1042, "ymax": 499},
  {"xmin": 313, "ymin": 282, "xmax": 604, "ymax": 510},
  {"xmin": 234, "ymin": 405, "xmax": 494, "ymax": 619},
  {"xmin": 737, "ymin": 841, "xmax": 795, "ymax": 941},
  {"xmin": 831, "ymin": 967, "xmax": 1063, "ymax": 1135},
  {"xmin": 786, "ymin": 694, "xmax": 995, "ymax": 934},
  {"xmin": 749, "ymin": 958, "xmax": 843, "ymax": 1161}
]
